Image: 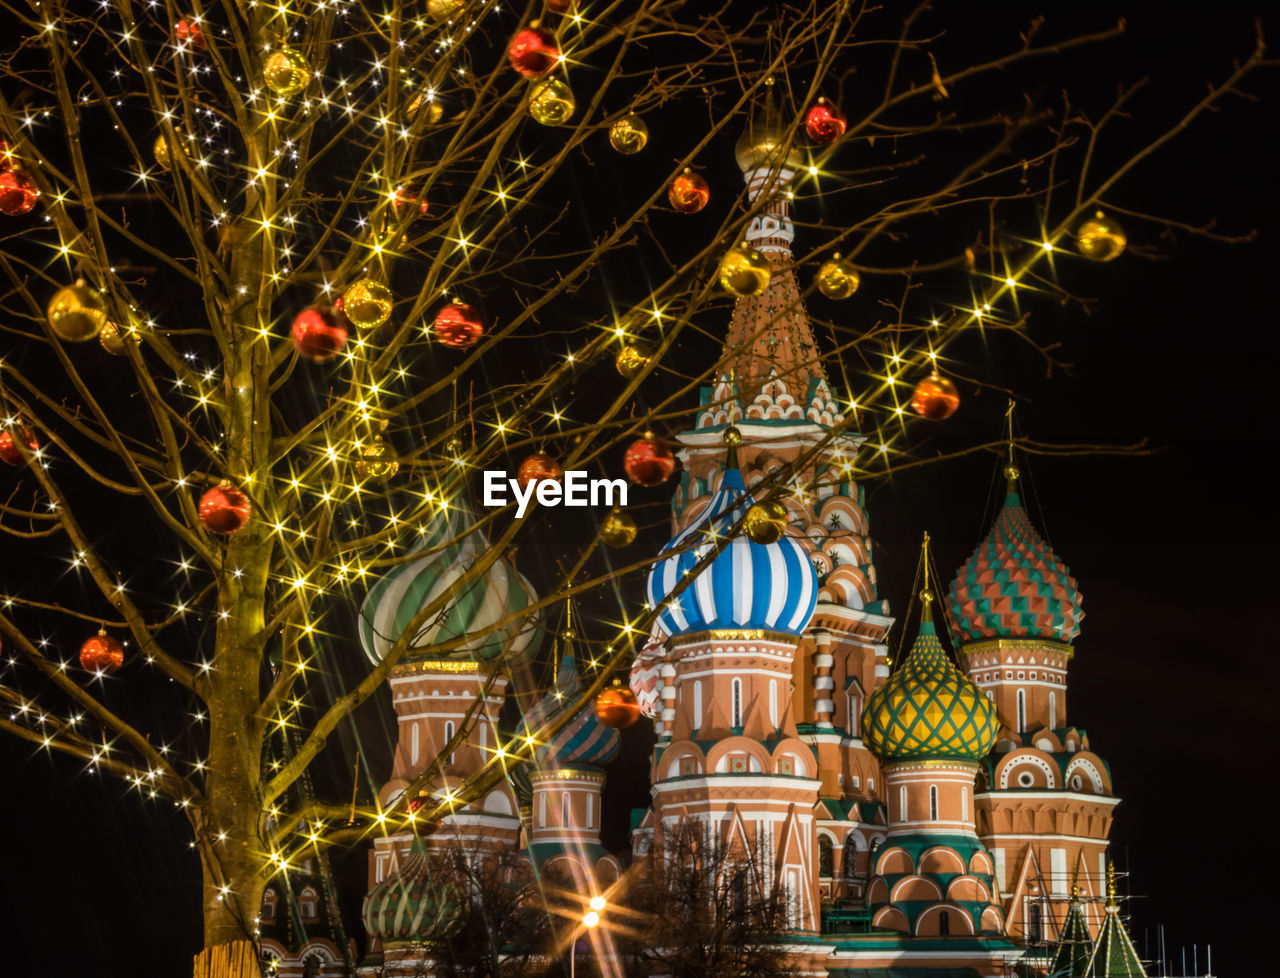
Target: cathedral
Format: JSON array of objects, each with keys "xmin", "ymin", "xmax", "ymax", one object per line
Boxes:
[{"xmin": 273, "ymin": 95, "xmax": 1151, "ymax": 978}]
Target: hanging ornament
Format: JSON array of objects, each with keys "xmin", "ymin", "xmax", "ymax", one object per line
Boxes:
[
  {"xmin": 909, "ymin": 373, "xmax": 961, "ymax": 420},
  {"xmin": 0, "ymin": 169, "xmax": 39, "ymax": 216},
  {"xmin": 426, "ymin": 0, "xmax": 465, "ymax": 19},
  {"xmin": 47, "ymin": 280, "xmax": 107, "ymax": 342},
  {"xmin": 599, "ymin": 508, "xmax": 637, "ymax": 548},
  {"xmin": 718, "ymin": 244, "xmax": 771, "ymax": 297},
  {"xmin": 609, "ymin": 114, "xmax": 648, "ymax": 155},
  {"xmin": 99, "ymin": 321, "xmax": 133, "ymax": 356},
  {"xmin": 431, "ymin": 299, "xmax": 485, "ymax": 350},
  {"xmin": 528, "ymin": 77, "xmax": 575, "ymax": 125},
  {"xmin": 153, "ymin": 132, "xmax": 187, "ymax": 171},
  {"xmin": 1075, "ymin": 210, "xmax": 1127, "ymax": 262},
  {"xmin": 263, "ymin": 47, "xmax": 311, "ymax": 96},
  {"xmin": 668, "ymin": 168, "xmax": 709, "ymax": 214},
  {"xmin": 805, "ymin": 98, "xmax": 847, "ymax": 144},
  {"xmin": 595, "ymin": 680, "xmax": 640, "ymax": 729},
  {"xmin": 623, "ymin": 432, "xmax": 675, "ymax": 487},
  {"xmin": 517, "ymin": 452, "xmax": 563, "ymax": 488},
  {"xmin": 445, "ymin": 436, "xmax": 465, "ymax": 457},
  {"xmin": 508, "ymin": 24, "xmax": 560, "ymax": 77},
  {"xmin": 392, "ymin": 186, "xmax": 430, "ymax": 217},
  {"xmin": 743, "ymin": 499, "xmax": 789, "ymax": 545},
  {"xmin": 546, "ymin": 0, "xmax": 575, "ymax": 11},
  {"xmin": 816, "ymin": 254, "xmax": 860, "ymax": 299},
  {"xmin": 175, "ymin": 17, "xmax": 206, "ymax": 51},
  {"xmin": 199, "ymin": 482, "xmax": 251, "ymax": 534},
  {"xmin": 355, "ymin": 435, "xmax": 400, "ymax": 483},
  {"xmin": 291, "ymin": 307, "xmax": 348, "ymax": 361},
  {"xmin": 615, "ymin": 342, "xmax": 653, "ymax": 379},
  {"xmin": 342, "ymin": 279, "xmax": 394, "ymax": 329},
  {"xmin": 0, "ymin": 426, "xmax": 38, "ymax": 466},
  {"xmin": 80, "ymin": 627, "xmax": 125, "ymax": 674}
]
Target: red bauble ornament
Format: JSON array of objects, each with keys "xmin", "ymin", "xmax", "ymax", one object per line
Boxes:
[
  {"xmin": 667, "ymin": 168, "xmax": 710, "ymax": 214},
  {"xmin": 431, "ymin": 300, "xmax": 485, "ymax": 350},
  {"xmin": 623, "ymin": 432, "xmax": 675, "ymax": 487},
  {"xmin": 517, "ymin": 452, "xmax": 563, "ymax": 488},
  {"xmin": 80, "ymin": 628, "xmax": 125, "ymax": 674},
  {"xmin": 805, "ymin": 98, "xmax": 846, "ymax": 144},
  {"xmin": 0, "ymin": 426, "xmax": 38, "ymax": 466},
  {"xmin": 291, "ymin": 307, "xmax": 348, "ymax": 361},
  {"xmin": 175, "ymin": 17, "xmax": 206, "ymax": 51},
  {"xmin": 507, "ymin": 25, "xmax": 559, "ymax": 78},
  {"xmin": 546, "ymin": 0, "xmax": 574, "ymax": 11},
  {"xmin": 595, "ymin": 682, "xmax": 640, "ymax": 729},
  {"xmin": 393, "ymin": 186, "xmax": 429, "ymax": 217},
  {"xmin": 0, "ymin": 169, "xmax": 39, "ymax": 216},
  {"xmin": 199, "ymin": 482, "xmax": 251, "ymax": 534},
  {"xmin": 909, "ymin": 373, "xmax": 961, "ymax": 420}
]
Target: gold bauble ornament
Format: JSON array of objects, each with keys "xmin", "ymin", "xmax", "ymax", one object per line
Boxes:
[
  {"xmin": 722, "ymin": 425, "xmax": 742, "ymax": 447},
  {"xmin": 264, "ymin": 47, "xmax": 311, "ymax": 96},
  {"xmin": 919, "ymin": 587, "xmax": 936, "ymax": 604},
  {"xmin": 743, "ymin": 499, "xmax": 788, "ymax": 545},
  {"xmin": 816, "ymin": 253, "xmax": 860, "ymax": 300},
  {"xmin": 342, "ymin": 278, "xmax": 394, "ymax": 328},
  {"xmin": 718, "ymin": 244, "xmax": 771, "ymax": 297},
  {"xmin": 426, "ymin": 0, "xmax": 465, "ymax": 19},
  {"xmin": 599, "ymin": 508, "xmax": 637, "ymax": 548},
  {"xmin": 47, "ymin": 280, "xmax": 107, "ymax": 342},
  {"xmin": 1076, "ymin": 210, "xmax": 1126, "ymax": 262},
  {"xmin": 407, "ymin": 91, "xmax": 445, "ymax": 125},
  {"xmin": 1004, "ymin": 464, "xmax": 1020, "ymax": 483},
  {"xmin": 609, "ymin": 114, "xmax": 648, "ymax": 155},
  {"xmin": 528, "ymin": 77, "xmax": 575, "ymax": 126},
  {"xmin": 99, "ymin": 321, "xmax": 132, "ymax": 355},
  {"xmin": 153, "ymin": 132, "xmax": 187, "ymax": 171},
  {"xmin": 615, "ymin": 342, "xmax": 653, "ymax": 379},
  {"xmin": 354, "ymin": 436, "xmax": 400, "ymax": 483}
]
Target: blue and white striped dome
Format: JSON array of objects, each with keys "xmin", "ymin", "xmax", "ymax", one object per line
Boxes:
[
  {"xmin": 359, "ymin": 501, "xmax": 542, "ymax": 665},
  {"xmin": 519, "ymin": 651, "xmax": 619, "ymax": 769},
  {"xmin": 646, "ymin": 468, "xmax": 817, "ymax": 637}
]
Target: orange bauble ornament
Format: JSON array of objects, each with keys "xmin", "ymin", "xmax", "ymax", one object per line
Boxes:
[
  {"xmin": 909, "ymin": 373, "xmax": 961, "ymax": 420},
  {"xmin": 175, "ymin": 17, "xmax": 206, "ymax": 51},
  {"xmin": 0, "ymin": 169, "xmax": 39, "ymax": 216},
  {"xmin": 623, "ymin": 432, "xmax": 675, "ymax": 487},
  {"xmin": 199, "ymin": 482, "xmax": 251, "ymax": 534},
  {"xmin": 667, "ymin": 168, "xmax": 709, "ymax": 214},
  {"xmin": 595, "ymin": 680, "xmax": 640, "ymax": 729},
  {"xmin": 0, "ymin": 425, "xmax": 38, "ymax": 466},
  {"xmin": 393, "ymin": 186, "xmax": 430, "ymax": 217},
  {"xmin": 80, "ymin": 627, "xmax": 125, "ymax": 674},
  {"xmin": 431, "ymin": 299, "xmax": 485, "ymax": 350},
  {"xmin": 805, "ymin": 98, "xmax": 846, "ymax": 144},
  {"xmin": 517, "ymin": 452, "xmax": 562, "ymax": 488},
  {"xmin": 291, "ymin": 307, "xmax": 347, "ymax": 361}
]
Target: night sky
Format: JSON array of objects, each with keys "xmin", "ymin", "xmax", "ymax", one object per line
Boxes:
[{"xmin": 1, "ymin": 4, "xmax": 1275, "ymax": 976}]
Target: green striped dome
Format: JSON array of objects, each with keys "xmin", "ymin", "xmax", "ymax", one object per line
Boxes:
[
  {"xmin": 362, "ymin": 838, "xmax": 462, "ymax": 943},
  {"xmin": 862, "ymin": 620, "xmax": 999, "ymax": 762},
  {"xmin": 358, "ymin": 500, "xmax": 541, "ymax": 665}
]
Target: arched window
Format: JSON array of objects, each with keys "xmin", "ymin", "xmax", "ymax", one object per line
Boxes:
[
  {"xmin": 299, "ymin": 887, "xmax": 318, "ymax": 921},
  {"xmin": 961, "ymin": 786, "xmax": 968, "ymax": 822},
  {"xmin": 843, "ymin": 834, "xmax": 859, "ymax": 879},
  {"xmin": 939, "ymin": 910, "xmax": 951, "ymax": 936},
  {"xmin": 410, "ymin": 722, "xmax": 420, "ymax": 765},
  {"xmin": 1016, "ymin": 690, "xmax": 1026, "ymax": 732},
  {"xmin": 261, "ymin": 889, "xmax": 278, "ymax": 921},
  {"xmin": 929, "ymin": 785, "xmax": 939, "ymax": 821},
  {"xmin": 769, "ymin": 679, "xmax": 779, "ymax": 729},
  {"xmin": 443, "ymin": 720, "xmax": 456, "ymax": 765},
  {"xmin": 1049, "ymin": 691, "xmax": 1057, "ymax": 728},
  {"xmin": 693, "ymin": 680, "xmax": 703, "ymax": 731},
  {"xmin": 847, "ymin": 689, "xmax": 862, "ymax": 736},
  {"xmin": 1028, "ymin": 902, "xmax": 1043, "ymax": 943},
  {"xmin": 899, "ymin": 785, "xmax": 909, "ymax": 821},
  {"xmin": 732, "ymin": 678, "xmax": 743, "ymax": 729},
  {"xmin": 303, "ymin": 956, "xmax": 321, "ymax": 978},
  {"xmin": 818, "ymin": 836, "xmax": 834, "ymax": 878},
  {"xmin": 561, "ymin": 792, "xmax": 571, "ymax": 828}
]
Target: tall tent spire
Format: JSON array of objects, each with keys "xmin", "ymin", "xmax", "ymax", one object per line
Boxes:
[{"xmin": 1088, "ymin": 864, "xmax": 1148, "ymax": 977}]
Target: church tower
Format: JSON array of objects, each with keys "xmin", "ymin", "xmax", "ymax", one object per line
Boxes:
[{"xmin": 946, "ymin": 465, "xmax": 1117, "ymax": 951}]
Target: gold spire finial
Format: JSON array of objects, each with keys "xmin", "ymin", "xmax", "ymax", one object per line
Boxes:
[
  {"xmin": 1105, "ymin": 860, "xmax": 1118, "ymax": 910},
  {"xmin": 918, "ymin": 531, "xmax": 935, "ymax": 619},
  {"xmin": 723, "ymin": 424, "xmax": 742, "ymax": 469}
]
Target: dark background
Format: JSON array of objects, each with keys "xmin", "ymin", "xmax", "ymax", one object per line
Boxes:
[{"xmin": 1, "ymin": 3, "xmax": 1275, "ymax": 976}]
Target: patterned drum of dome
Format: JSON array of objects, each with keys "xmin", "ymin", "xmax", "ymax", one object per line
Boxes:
[
  {"xmin": 359, "ymin": 501, "xmax": 541, "ymax": 665},
  {"xmin": 646, "ymin": 468, "xmax": 816, "ymax": 638},
  {"xmin": 947, "ymin": 491, "xmax": 1083, "ymax": 645},
  {"xmin": 861, "ymin": 621, "xmax": 999, "ymax": 763}
]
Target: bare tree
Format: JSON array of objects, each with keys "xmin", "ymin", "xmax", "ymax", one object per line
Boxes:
[{"xmin": 0, "ymin": 2, "xmax": 1269, "ymax": 976}]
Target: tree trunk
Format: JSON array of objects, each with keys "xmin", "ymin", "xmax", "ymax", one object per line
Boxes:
[{"xmin": 193, "ymin": 940, "xmax": 262, "ymax": 978}]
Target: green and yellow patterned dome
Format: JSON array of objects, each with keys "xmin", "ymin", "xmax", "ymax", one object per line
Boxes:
[{"xmin": 862, "ymin": 619, "xmax": 999, "ymax": 763}]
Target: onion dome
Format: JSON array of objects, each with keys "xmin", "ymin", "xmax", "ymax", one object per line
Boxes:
[
  {"xmin": 520, "ymin": 650, "xmax": 619, "ymax": 769},
  {"xmin": 862, "ymin": 619, "xmax": 999, "ymax": 763},
  {"xmin": 363, "ymin": 837, "xmax": 462, "ymax": 943},
  {"xmin": 358, "ymin": 500, "xmax": 542, "ymax": 665},
  {"xmin": 947, "ymin": 489, "xmax": 1083, "ymax": 645},
  {"xmin": 734, "ymin": 79, "xmax": 803, "ymax": 173},
  {"xmin": 647, "ymin": 467, "xmax": 817, "ymax": 638}
]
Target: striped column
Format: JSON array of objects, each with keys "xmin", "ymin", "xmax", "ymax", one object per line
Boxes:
[{"xmin": 812, "ymin": 629, "xmax": 835, "ymax": 729}]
